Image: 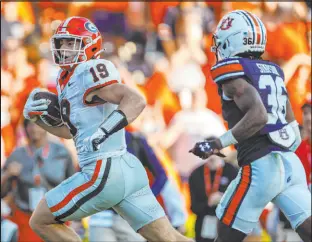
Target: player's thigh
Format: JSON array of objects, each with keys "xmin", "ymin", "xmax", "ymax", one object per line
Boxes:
[
  {"xmin": 281, "ymin": 151, "xmax": 308, "ymax": 186},
  {"xmin": 113, "ymin": 152, "xmax": 166, "ymax": 232},
  {"xmin": 272, "ymin": 151, "xmax": 311, "ymax": 230},
  {"xmin": 45, "ymin": 157, "xmax": 124, "ymax": 222},
  {"xmin": 216, "ymin": 153, "xmax": 283, "ymax": 235},
  {"xmin": 119, "ymin": 152, "xmax": 151, "ymax": 196},
  {"xmin": 113, "ymin": 184, "xmax": 165, "ymax": 232},
  {"xmin": 30, "ymin": 198, "xmax": 57, "ymax": 226}
]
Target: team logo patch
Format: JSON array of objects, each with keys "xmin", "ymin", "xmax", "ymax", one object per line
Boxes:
[
  {"xmin": 278, "ymin": 128, "xmax": 289, "ymax": 140},
  {"xmin": 220, "ymin": 17, "xmax": 234, "ymax": 30},
  {"xmin": 85, "ymin": 22, "xmax": 98, "ymax": 33}
]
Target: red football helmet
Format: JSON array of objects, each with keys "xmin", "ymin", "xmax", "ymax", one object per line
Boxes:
[{"xmin": 50, "ymin": 16, "xmax": 103, "ymax": 69}]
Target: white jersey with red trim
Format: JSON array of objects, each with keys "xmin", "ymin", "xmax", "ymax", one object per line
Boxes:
[{"xmin": 56, "ymin": 59, "xmax": 126, "ymax": 167}]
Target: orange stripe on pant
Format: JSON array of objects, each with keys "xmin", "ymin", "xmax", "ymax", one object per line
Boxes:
[
  {"xmin": 221, "ymin": 165, "xmax": 252, "ymax": 226},
  {"xmin": 50, "ymin": 160, "xmax": 102, "ymax": 213},
  {"xmin": 211, "ymin": 64, "xmax": 243, "ymax": 80}
]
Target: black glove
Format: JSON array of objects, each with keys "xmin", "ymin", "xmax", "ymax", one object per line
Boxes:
[{"xmin": 189, "ymin": 139, "xmax": 225, "ymax": 159}]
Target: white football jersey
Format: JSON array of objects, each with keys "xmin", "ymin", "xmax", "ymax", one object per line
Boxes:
[{"xmin": 56, "ymin": 59, "xmax": 126, "ymax": 167}]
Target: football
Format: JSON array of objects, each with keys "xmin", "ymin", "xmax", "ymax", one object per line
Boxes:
[{"xmin": 33, "ymin": 91, "xmax": 63, "ymax": 127}]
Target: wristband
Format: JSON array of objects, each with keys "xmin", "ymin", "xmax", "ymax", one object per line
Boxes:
[
  {"xmin": 219, "ymin": 130, "xmax": 238, "ymax": 148},
  {"xmin": 99, "ymin": 110, "xmax": 128, "ymax": 137}
]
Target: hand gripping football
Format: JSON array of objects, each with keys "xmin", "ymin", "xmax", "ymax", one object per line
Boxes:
[{"xmin": 33, "ymin": 91, "xmax": 63, "ymax": 127}]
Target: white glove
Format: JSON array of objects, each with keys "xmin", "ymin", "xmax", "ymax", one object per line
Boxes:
[
  {"xmin": 23, "ymin": 88, "xmax": 49, "ymax": 122},
  {"xmin": 81, "ymin": 129, "xmax": 107, "ymax": 152}
]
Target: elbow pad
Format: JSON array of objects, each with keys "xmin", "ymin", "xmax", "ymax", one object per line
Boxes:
[{"xmin": 289, "ymin": 121, "xmax": 302, "ymax": 152}]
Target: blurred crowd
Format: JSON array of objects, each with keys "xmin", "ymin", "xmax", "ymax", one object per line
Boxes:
[{"xmin": 1, "ymin": 1, "xmax": 311, "ymax": 242}]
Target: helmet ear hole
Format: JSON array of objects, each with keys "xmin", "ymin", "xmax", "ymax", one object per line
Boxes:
[
  {"xmin": 92, "ymin": 47, "xmax": 97, "ymax": 52},
  {"xmin": 222, "ymin": 43, "xmax": 227, "ymax": 49}
]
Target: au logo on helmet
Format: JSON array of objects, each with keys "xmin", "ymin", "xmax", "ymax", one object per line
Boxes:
[
  {"xmin": 220, "ymin": 17, "xmax": 234, "ymax": 30},
  {"xmin": 85, "ymin": 22, "xmax": 98, "ymax": 33}
]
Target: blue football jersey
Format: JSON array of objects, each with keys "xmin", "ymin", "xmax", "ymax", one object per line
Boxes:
[{"xmin": 211, "ymin": 57, "xmax": 288, "ymax": 134}]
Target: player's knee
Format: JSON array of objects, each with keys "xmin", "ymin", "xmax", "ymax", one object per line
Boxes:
[
  {"xmin": 29, "ymin": 213, "xmax": 39, "ymax": 231},
  {"xmin": 29, "ymin": 198, "xmax": 56, "ymax": 230},
  {"xmin": 296, "ymin": 216, "xmax": 311, "ymax": 239},
  {"xmin": 216, "ymin": 220, "xmax": 246, "ymax": 242}
]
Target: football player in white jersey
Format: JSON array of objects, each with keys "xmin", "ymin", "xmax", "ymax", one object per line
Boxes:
[{"xmin": 23, "ymin": 17, "xmax": 192, "ymax": 242}]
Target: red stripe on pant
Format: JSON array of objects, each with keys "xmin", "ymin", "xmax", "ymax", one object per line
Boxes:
[
  {"xmin": 50, "ymin": 160, "xmax": 102, "ymax": 213},
  {"xmin": 221, "ymin": 165, "xmax": 252, "ymax": 226}
]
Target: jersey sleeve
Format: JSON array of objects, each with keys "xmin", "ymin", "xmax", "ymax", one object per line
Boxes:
[
  {"xmin": 210, "ymin": 59, "xmax": 245, "ymax": 84},
  {"xmin": 81, "ymin": 59, "xmax": 122, "ymax": 105}
]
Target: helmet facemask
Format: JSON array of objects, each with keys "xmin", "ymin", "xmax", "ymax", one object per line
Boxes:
[
  {"xmin": 51, "ymin": 35, "xmax": 92, "ymax": 67},
  {"xmin": 211, "ymin": 34, "xmax": 226, "ymax": 62}
]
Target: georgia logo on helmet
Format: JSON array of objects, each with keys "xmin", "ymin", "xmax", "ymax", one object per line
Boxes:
[
  {"xmin": 50, "ymin": 16, "xmax": 104, "ymax": 70},
  {"xmin": 211, "ymin": 10, "xmax": 267, "ymax": 62}
]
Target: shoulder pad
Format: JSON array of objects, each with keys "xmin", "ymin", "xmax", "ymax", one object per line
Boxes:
[
  {"xmin": 81, "ymin": 59, "xmax": 121, "ymax": 106},
  {"xmin": 211, "ymin": 58, "xmax": 245, "ymax": 83},
  {"xmin": 76, "ymin": 59, "xmax": 120, "ymax": 80}
]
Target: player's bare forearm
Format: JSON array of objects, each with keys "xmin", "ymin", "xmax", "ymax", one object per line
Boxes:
[
  {"xmin": 117, "ymin": 88, "xmax": 146, "ymax": 123},
  {"xmin": 285, "ymin": 100, "xmax": 296, "ymax": 123},
  {"xmin": 222, "ymin": 78, "xmax": 268, "ymax": 143},
  {"xmin": 35, "ymin": 119, "xmax": 72, "ymax": 139},
  {"xmin": 89, "ymin": 83, "xmax": 146, "ymax": 124}
]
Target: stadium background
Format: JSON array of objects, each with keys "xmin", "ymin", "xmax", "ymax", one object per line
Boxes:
[{"xmin": 1, "ymin": 1, "xmax": 311, "ymax": 242}]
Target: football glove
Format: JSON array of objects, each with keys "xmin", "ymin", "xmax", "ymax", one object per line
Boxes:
[
  {"xmin": 23, "ymin": 88, "xmax": 49, "ymax": 122},
  {"xmin": 82, "ymin": 129, "xmax": 107, "ymax": 152},
  {"xmin": 189, "ymin": 140, "xmax": 225, "ymax": 159}
]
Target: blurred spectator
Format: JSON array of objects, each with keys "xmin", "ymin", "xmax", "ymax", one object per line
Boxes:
[
  {"xmin": 1, "ymin": 119, "xmax": 75, "ymax": 242},
  {"xmin": 296, "ymin": 98, "xmax": 311, "ymax": 190},
  {"xmin": 158, "ymin": 2, "xmax": 215, "ymax": 63},
  {"xmin": 1, "ymin": 219, "xmax": 18, "ymax": 242},
  {"xmin": 189, "ymin": 144, "xmax": 238, "ymax": 242},
  {"xmin": 125, "ymin": 31, "xmax": 154, "ymax": 79},
  {"xmin": 158, "ymin": 87, "xmax": 227, "ymax": 179}
]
